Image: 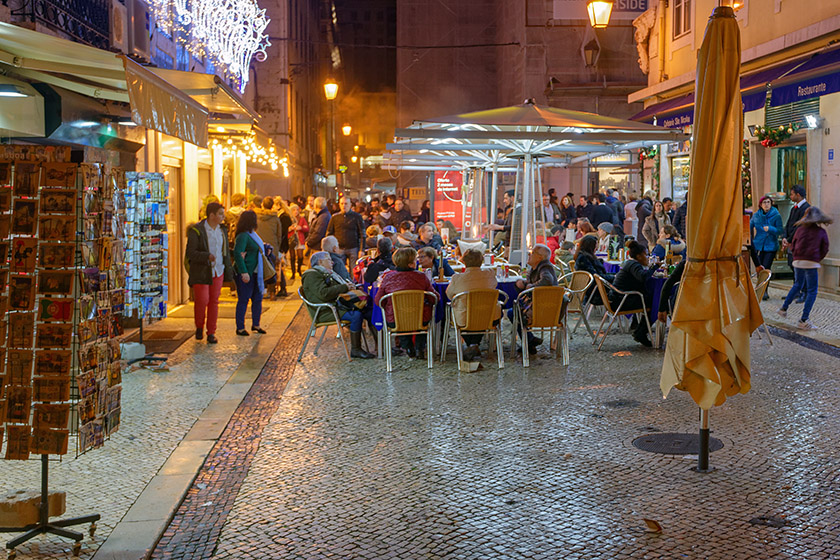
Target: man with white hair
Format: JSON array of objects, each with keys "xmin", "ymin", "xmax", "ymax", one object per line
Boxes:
[
  {"xmin": 321, "ymin": 235, "xmax": 351, "ymax": 281},
  {"xmin": 300, "ymin": 251, "xmax": 373, "ymax": 359},
  {"xmin": 305, "ymin": 196, "xmax": 331, "ymax": 252},
  {"xmin": 513, "ymin": 244, "xmax": 558, "ymax": 354}
]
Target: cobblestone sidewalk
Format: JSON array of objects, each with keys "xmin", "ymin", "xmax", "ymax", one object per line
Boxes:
[
  {"xmin": 203, "ymin": 308, "xmax": 840, "ymax": 559},
  {"xmin": 760, "ymin": 284, "xmax": 840, "ymax": 344}
]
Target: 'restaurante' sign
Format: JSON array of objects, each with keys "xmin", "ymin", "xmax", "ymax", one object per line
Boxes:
[{"xmin": 553, "ymin": 0, "xmax": 649, "ymax": 20}]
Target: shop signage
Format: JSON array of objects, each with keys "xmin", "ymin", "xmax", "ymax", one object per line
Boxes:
[
  {"xmin": 408, "ymin": 187, "xmax": 426, "ymax": 200},
  {"xmin": 146, "ymin": 0, "xmax": 270, "ymax": 92},
  {"xmin": 433, "ymin": 171, "xmax": 463, "ymax": 233},
  {"xmin": 829, "ymin": 149, "xmax": 835, "ymax": 166},
  {"xmin": 553, "ymin": 0, "xmax": 648, "ymax": 20},
  {"xmin": 770, "ymin": 71, "xmax": 840, "ymax": 107},
  {"xmin": 659, "ymin": 111, "xmax": 693, "ymax": 129}
]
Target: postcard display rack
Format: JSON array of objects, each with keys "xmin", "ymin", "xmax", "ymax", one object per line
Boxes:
[{"xmin": 0, "ymin": 158, "xmax": 132, "ymax": 555}]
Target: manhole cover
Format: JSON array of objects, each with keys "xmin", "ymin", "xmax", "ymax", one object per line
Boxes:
[
  {"xmin": 749, "ymin": 516, "xmax": 788, "ymax": 528},
  {"xmin": 604, "ymin": 399, "xmax": 640, "ymax": 408},
  {"xmin": 632, "ymin": 433, "xmax": 724, "ymax": 455}
]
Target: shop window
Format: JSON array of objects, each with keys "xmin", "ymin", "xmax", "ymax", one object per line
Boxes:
[
  {"xmin": 671, "ymin": 156, "xmax": 690, "ymax": 203},
  {"xmin": 673, "ymin": 0, "xmax": 692, "ymax": 40}
]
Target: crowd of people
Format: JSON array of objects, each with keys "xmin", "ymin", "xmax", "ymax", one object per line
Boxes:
[{"xmin": 184, "ymin": 183, "xmax": 831, "ymax": 356}]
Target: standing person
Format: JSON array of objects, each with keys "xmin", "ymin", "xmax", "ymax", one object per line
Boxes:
[
  {"xmin": 673, "ymin": 195, "xmax": 688, "ymax": 239},
  {"xmin": 589, "ymin": 193, "xmax": 615, "ymax": 229},
  {"xmin": 418, "ymin": 200, "xmax": 431, "ymax": 224},
  {"xmin": 558, "ymin": 195, "xmax": 577, "ymax": 228},
  {"xmin": 389, "ymin": 198, "xmax": 413, "ymax": 227},
  {"xmin": 326, "ymin": 195, "xmax": 366, "ymax": 271},
  {"xmin": 642, "ymin": 200, "xmax": 671, "ymax": 250},
  {"xmin": 185, "ymin": 202, "xmax": 232, "ymax": 344},
  {"xmin": 635, "ymin": 191, "xmax": 654, "ymax": 241},
  {"xmin": 305, "ymin": 195, "xmax": 316, "ymax": 223},
  {"xmin": 784, "ymin": 184, "xmax": 811, "ymax": 303},
  {"xmin": 305, "ymin": 197, "xmax": 331, "ymax": 253},
  {"xmin": 662, "ymin": 197, "xmax": 675, "ymax": 222},
  {"xmin": 540, "ymin": 193, "xmax": 561, "ymax": 225},
  {"xmin": 288, "ymin": 203, "xmax": 309, "ymax": 279},
  {"xmin": 225, "ymin": 192, "xmax": 247, "ymax": 245},
  {"xmin": 232, "ymin": 210, "xmax": 268, "ymax": 336},
  {"xmin": 256, "ymin": 196, "xmax": 284, "ymax": 300},
  {"xmin": 778, "ymin": 206, "xmax": 831, "ymax": 330},
  {"xmin": 576, "ymin": 195, "xmax": 594, "ymax": 224},
  {"xmin": 276, "ymin": 198, "xmax": 293, "ymax": 292},
  {"xmin": 750, "ymin": 196, "xmax": 783, "ymax": 278}
]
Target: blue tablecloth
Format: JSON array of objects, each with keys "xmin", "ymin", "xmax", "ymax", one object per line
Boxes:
[
  {"xmin": 597, "ymin": 260, "xmax": 665, "ymax": 322},
  {"xmin": 369, "ymin": 278, "xmax": 521, "ymax": 331}
]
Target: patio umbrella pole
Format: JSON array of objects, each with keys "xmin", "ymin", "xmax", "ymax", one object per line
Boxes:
[{"xmin": 696, "ymin": 408, "xmax": 712, "ymax": 472}]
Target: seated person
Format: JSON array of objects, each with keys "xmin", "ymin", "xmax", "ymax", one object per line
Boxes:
[
  {"xmin": 374, "ymin": 247, "xmax": 436, "ymax": 357},
  {"xmin": 610, "ymin": 241, "xmax": 658, "ymax": 347},
  {"xmin": 554, "ymin": 241, "xmax": 576, "ymax": 267},
  {"xmin": 535, "ymin": 222, "xmax": 560, "ymax": 263},
  {"xmin": 447, "ymin": 249, "xmax": 501, "ymax": 362},
  {"xmin": 436, "ymin": 218, "xmax": 460, "ymax": 243},
  {"xmin": 576, "ymin": 218, "xmax": 596, "ymax": 240},
  {"xmin": 574, "ymin": 235, "xmax": 614, "ymax": 305},
  {"xmin": 651, "ymin": 225, "xmax": 687, "ymax": 260},
  {"xmin": 300, "ymin": 251, "xmax": 373, "ymax": 359},
  {"xmin": 595, "ymin": 222, "xmax": 614, "ymax": 254},
  {"xmin": 512, "ymin": 244, "xmax": 558, "ymax": 354},
  {"xmin": 365, "ymin": 224, "xmax": 382, "ymax": 250},
  {"xmin": 321, "ymin": 235, "xmax": 352, "ymax": 281},
  {"xmin": 417, "ymin": 246, "xmax": 455, "ymax": 277},
  {"xmin": 394, "ymin": 220, "xmax": 418, "ymax": 248},
  {"xmin": 416, "ymin": 223, "xmax": 444, "ymax": 250},
  {"xmin": 658, "ymin": 259, "xmax": 686, "ymax": 323},
  {"xmin": 363, "ymin": 237, "xmax": 396, "ymax": 285}
]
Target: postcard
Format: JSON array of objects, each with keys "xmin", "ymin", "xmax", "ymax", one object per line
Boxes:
[
  {"xmin": 108, "ymin": 361, "xmax": 122, "ymax": 387},
  {"xmin": 104, "ymin": 408, "xmax": 120, "ymax": 436},
  {"xmin": 38, "ymin": 270, "xmax": 74, "ymax": 295},
  {"xmin": 35, "ymin": 350, "xmax": 72, "ymax": 377},
  {"xmin": 7, "ymin": 350, "xmax": 33, "ymax": 385},
  {"xmin": 0, "ymin": 162, "xmax": 10, "ymax": 186},
  {"xmin": 10, "ymin": 237, "xmax": 37, "ymax": 273},
  {"xmin": 5, "ymin": 424, "xmax": 31, "ymax": 460},
  {"xmin": 41, "ymin": 189, "xmax": 76, "ymax": 214},
  {"xmin": 13, "ymin": 162, "xmax": 40, "ymax": 197},
  {"xmin": 80, "ymin": 267, "xmax": 100, "ymax": 294},
  {"xmin": 33, "ymin": 377, "xmax": 70, "ymax": 402},
  {"xmin": 38, "ymin": 297, "xmax": 74, "ymax": 322},
  {"xmin": 41, "ymin": 162, "xmax": 77, "ymax": 188},
  {"xmin": 79, "ymin": 295, "xmax": 95, "ymax": 320},
  {"xmin": 79, "ymin": 395, "xmax": 96, "ymax": 424},
  {"xmin": 36, "ymin": 324, "xmax": 73, "ymax": 349},
  {"xmin": 39, "ymin": 243, "xmax": 75, "ymax": 268},
  {"xmin": 29, "ymin": 428, "xmax": 69, "ymax": 456},
  {"xmin": 11, "ymin": 199, "xmax": 38, "ymax": 235},
  {"xmin": 0, "ymin": 214, "xmax": 9, "ymax": 238},
  {"xmin": 39, "ymin": 215, "xmax": 75, "ymax": 242},
  {"xmin": 9, "ymin": 276, "xmax": 36, "ymax": 310},
  {"xmin": 33, "ymin": 403, "xmax": 70, "ymax": 430},
  {"xmin": 77, "ymin": 370, "xmax": 96, "ymax": 398},
  {"xmin": 6, "ymin": 385, "xmax": 32, "ymax": 423},
  {"xmin": 78, "ymin": 320, "xmax": 95, "ymax": 345},
  {"xmin": 105, "ymin": 386, "xmax": 121, "ymax": 413}
]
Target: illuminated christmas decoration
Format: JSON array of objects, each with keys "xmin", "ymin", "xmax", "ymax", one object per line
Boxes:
[
  {"xmin": 147, "ymin": 0, "xmax": 270, "ymax": 93},
  {"xmin": 209, "ymin": 132, "xmax": 288, "ymax": 176}
]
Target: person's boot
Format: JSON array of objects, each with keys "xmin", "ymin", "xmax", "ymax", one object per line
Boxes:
[{"xmin": 350, "ymin": 331, "xmax": 374, "ymax": 359}]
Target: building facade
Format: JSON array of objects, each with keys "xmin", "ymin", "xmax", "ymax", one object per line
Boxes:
[{"xmin": 630, "ymin": 0, "xmax": 840, "ymax": 289}]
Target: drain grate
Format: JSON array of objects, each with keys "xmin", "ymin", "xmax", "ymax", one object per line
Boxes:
[
  {"xmin": 749, "ymin": 516, "xmax": 788, "ymax": 528},
  {"xmin": 632, "ymin": 433, "xmax": 724, "ymax": 455},
  {"xmin": 604, "ymin": 399, "xmax": 640, "ymax": 408}
]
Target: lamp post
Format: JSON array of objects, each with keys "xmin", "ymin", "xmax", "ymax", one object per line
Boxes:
[
  {"xmin": 586, "ymin": 0, "xmax": 613, "ymax": 29},
  {"xmin": 324, "ymin": 78, "xmax": 338, "ymax": 196}
]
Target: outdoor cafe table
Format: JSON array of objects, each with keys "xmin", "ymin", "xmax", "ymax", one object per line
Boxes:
[
  {"xmin": 368, "ymin": 276, "xmax": 523, "ymax": 331},
  {"xmin": 602, "ymin": 260, "xmax": 667, "ymax": 324}
]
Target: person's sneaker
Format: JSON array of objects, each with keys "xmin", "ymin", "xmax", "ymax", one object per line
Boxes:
[
  {"xmin": 762, "ymin": 293, "xmax": 770, "ymax": 301},
  {"xmin": 777, "ymin": 308, "xmax": 787, "ymax": 318},
  {"xmin": 195, "ymin": 328, "xmax": 203, "ymax": 340},
  {"xmin": 207, "ymin": 334, "xmax": 218, "ymax": 344},
  {"xmin": 797, "ymin": 320, "xmax": 816, "ymax": 330}
]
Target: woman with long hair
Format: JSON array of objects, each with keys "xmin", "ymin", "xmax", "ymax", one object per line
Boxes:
[
  {"xmin": 288, "ymin": 203, "xmax": 309, "ymax": 279},
  {"xmin": 559, "ymin": 195, "xmax": 577, "ymax": 228},
  {"xmin": 642, "ymin": 200, "xmax": 672, "ymax": 250},
  {"xmin": 233, "ymin": 210, "xmax": 267, "ymax": 336},
  {"xmin": 778, "ymin": 206, "xmax": 831, "ymax": 329},
  {"xmin": 575, "ymin": 218, "xmax": 596, "ymax": 240}
]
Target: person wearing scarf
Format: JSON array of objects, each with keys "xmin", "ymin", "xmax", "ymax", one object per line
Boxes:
[
  {"xmin": 642, "ymin": 200, "xmax": 672, "ymax": 251},
  {"xmin": 233, "ymin": 210, "xmax": 267, "ymax": 336}
]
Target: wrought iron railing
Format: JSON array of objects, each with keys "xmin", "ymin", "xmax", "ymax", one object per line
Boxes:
[{"xmin": 11, "ymin": 0, "xmax": 112, "ymax": 50}]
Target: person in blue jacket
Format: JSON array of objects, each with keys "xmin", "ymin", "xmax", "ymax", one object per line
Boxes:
[{"xmin": 750, "ymin": 196, "xmax": 783, "ymax": 300}]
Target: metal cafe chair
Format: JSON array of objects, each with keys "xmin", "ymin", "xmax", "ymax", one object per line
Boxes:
[
  {"xmin": 560, "ymin": 271, "xmax": 595, "ymax": 341},
  {"xmin": 591, "ymin": 276, "xmax": 654, "ymax": 351},
  {"xmin": 753, "ymin": 269, "xmax": 774, "ymax": 345},
  {"xmin": 378, "ymin": 290, "xmax": 439, "ymax": 372},
  {"xmin": 441, "ymin": 289, "xmax": 508, "ymax": 369},
  {"xmin": 297, "ymin": 287, "xmax": 351, "ymax": 362},
  {"xmin": 511, "ymin": 285, "xmax": 569, "ymax": 367}
]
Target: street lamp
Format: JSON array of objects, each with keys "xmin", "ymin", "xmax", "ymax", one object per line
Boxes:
[
  {"xmin": 586, "ymin": 0, "xmax": 613, "ymax": 29},
  {"xmin": 324, "ymin": 79, "xmax": 339, "ymax": 194},
  {"xmin": 323, "ymin": 79, "xmax": 338, "ymax": 101},
  {"xmin": 342, "ymin": 124, "xmax": 352, "ymax": 136}
]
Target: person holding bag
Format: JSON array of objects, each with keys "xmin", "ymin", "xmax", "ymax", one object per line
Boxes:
[{"xmin": 233, "ymin": 210, "xmax": 269, "ymax": 336}]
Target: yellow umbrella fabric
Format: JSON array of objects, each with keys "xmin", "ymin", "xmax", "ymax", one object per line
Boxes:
[{"xmin": 660, "ymin": 6, "xmax": 763, "ymax": 410}]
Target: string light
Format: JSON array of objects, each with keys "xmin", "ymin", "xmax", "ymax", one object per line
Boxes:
[
  {"xmin": 147, "ymin": 0, "xmax": 270, "ymax": 92},
  {"xmin": 209, "ymin": 132, "xmax": 288, "ymax": 176}
]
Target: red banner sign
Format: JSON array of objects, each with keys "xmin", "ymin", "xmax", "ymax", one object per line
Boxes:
[{"xmin": 433, "ymin": 171, "xmax": 463, "ymax": 235}]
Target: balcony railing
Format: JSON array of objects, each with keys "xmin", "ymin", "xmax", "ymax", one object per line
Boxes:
[{"xmin": 11, "ymin": 0, "xmax": 111, "ymax": 50}]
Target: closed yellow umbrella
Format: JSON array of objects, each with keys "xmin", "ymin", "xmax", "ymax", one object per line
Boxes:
[{"xmin": 660, "ymin": 5, "xmax": 763, "ymax": 469}]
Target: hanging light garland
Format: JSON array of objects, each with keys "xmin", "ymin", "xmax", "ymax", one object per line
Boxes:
[
  {"xmin": 147, "ymin": 0, "xmax": 270, "ymax": 93},
  {"xmin": 209, "ymin": 133, "xmax": 289, "ymax": 177}
]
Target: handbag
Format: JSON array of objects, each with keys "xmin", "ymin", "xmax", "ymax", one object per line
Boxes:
[
  {"xmin": 261, "ymin": 252, "xmax": 276, "ymax": 281},
  {"xmin": 336, "ymin": 289, "xmax": 368, "ymax": 312}
]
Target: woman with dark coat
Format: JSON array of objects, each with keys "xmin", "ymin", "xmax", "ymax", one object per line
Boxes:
[
  {"xmin": 559, "ymin": 195, "xmax": 577, "ymax": 228},
  {"xmin": 574, "ymin": 234, "xmax": 614, "ymax": 305},
  {"xmin": 778, "ymin": 206, "xmax": 831, "ymax": 330},
  {"xmin": 233, "ymin": 210, "xmax": 268, "ymax": 336}
]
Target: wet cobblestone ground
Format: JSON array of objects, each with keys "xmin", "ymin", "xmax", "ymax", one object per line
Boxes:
[
  {"xmin": 0, "ymin": 295, "xmax": 293, "ymax": 559},
  {"xmin": 205, "ymin": 311, "xmax": 840, "ymax": 559}
]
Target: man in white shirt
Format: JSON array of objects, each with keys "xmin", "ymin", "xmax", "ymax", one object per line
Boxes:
[{"xmin": 186, "ymin": 202, "xmax": 231, "ymax": 344}]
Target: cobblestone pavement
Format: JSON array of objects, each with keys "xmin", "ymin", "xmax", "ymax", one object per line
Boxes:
[
  {"xmin": 761, "ymin": 284, "xmax": 840, "ymax": 342},
  {"xmin": 0, "ymin": 292, "xmax": 295, "ymax": 559},
  {"xmin": 204, "ymin": 310, "xmax": 840, "ymax": 559}
]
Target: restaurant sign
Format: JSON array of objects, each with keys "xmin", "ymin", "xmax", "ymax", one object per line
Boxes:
[
  {"xmin": 433, "ymin": 171, "xmax": 463, "ymax": 234},
  {"xmin": 553, "ymin": 0, "xmax": 649, "ymax": 20}
]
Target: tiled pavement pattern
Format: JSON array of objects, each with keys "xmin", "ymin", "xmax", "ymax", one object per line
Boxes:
[
  {"xmin": 205, "ymin": 313, "xmax": 840, "ymax": 559},
  {"xmin": 0, "ymin": 295, "xmax": 293, "ymax": 559},
  {"xmin": 149, "ymin": 307, "xmax": 307, "ymax": 559},
  {"xmin": 761, "ymin": 284, "xmax": 840, "ymax": 342}
]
